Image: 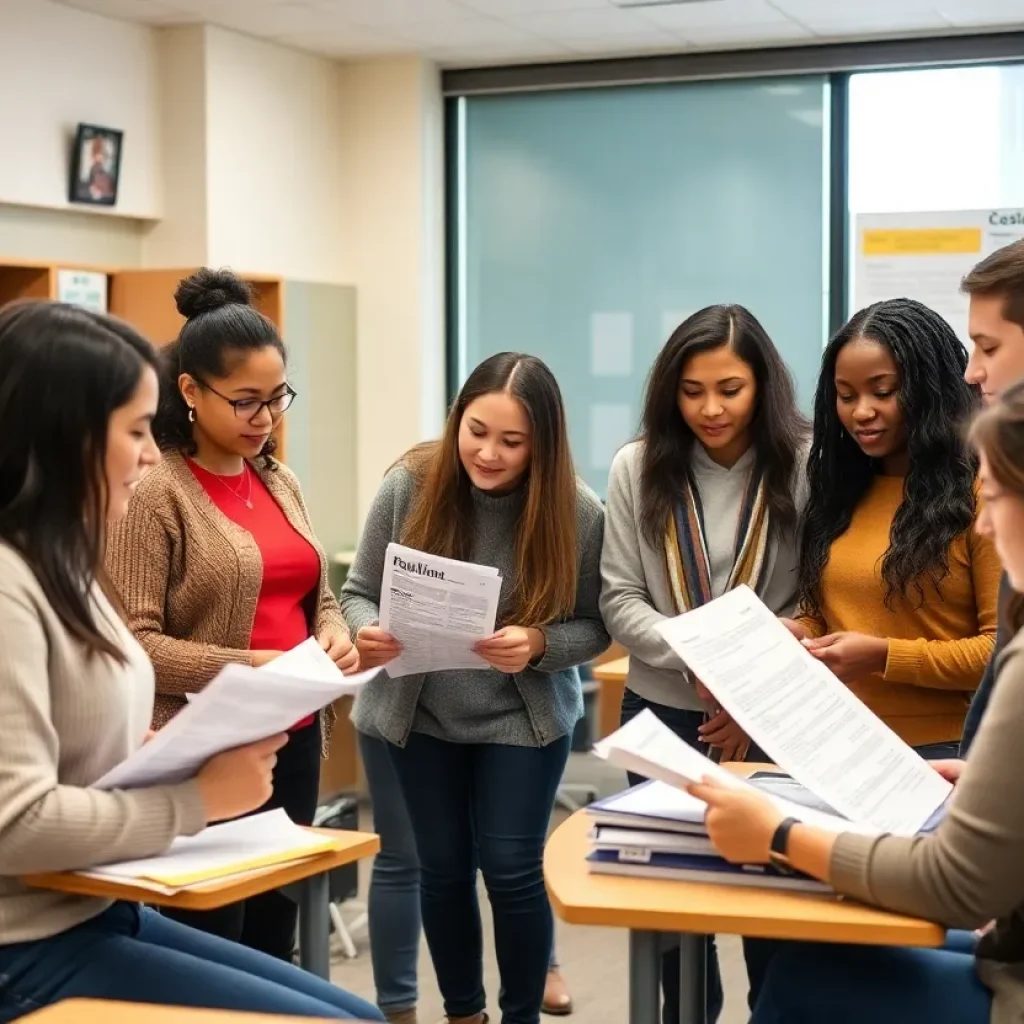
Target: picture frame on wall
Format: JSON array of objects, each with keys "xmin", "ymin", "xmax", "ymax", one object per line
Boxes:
[{"xmin": 68, "ymin": 123, "xmax": 123, "ymax": 207}]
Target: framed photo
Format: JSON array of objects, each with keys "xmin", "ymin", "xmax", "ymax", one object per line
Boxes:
[{"xmin": 68, "ymin": 124, "xmax": 123, "ymax": 207}]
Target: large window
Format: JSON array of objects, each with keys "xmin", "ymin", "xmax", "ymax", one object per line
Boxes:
[{"xmin": 452, "ymin": 78, "xmax": 831, "ymax": 497}]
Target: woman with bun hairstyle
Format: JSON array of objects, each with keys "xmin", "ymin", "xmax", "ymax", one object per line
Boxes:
[
  {"xmin": 106, "ymin": 268, "xmax": 359, "ymax": 959},
  {"xmin": 0, "ymin": 299, "xmax": 379, "ymax": 1020}
]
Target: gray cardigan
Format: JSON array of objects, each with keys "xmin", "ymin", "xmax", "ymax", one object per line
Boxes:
[
  {"xmin": 342, "ymin": 466, "xmax": 610, "ymax": 748},
  {"xmin": 599, "ymin": 440, "xmax": 804, "ymax": 711}
]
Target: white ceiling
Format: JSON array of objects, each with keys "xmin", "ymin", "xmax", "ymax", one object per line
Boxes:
[{"xmin": 52, "ymin": 0, "xmax": 1024, "ymax": 68}]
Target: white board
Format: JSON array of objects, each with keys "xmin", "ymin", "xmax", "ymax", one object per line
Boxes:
[{"xmin": 853, "ymin": 208, "xmax": 1024, "ymax": 346}]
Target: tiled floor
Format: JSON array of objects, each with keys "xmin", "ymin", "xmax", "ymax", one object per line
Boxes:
[{"xmin": 328, "ymin": 752, "xmax": 751, "ymax": 1023}]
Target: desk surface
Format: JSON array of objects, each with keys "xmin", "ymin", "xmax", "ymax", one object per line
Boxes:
[
  {"xmin": 592, "ymin": 655, "xmax": 628, "ymax": 684},
  {"xmin": 20, "ymin": 999, "xmax": 366, "ymax": 1023},
  {"xmin": 22, "ymin": 827, "xmax": 379, "ymax": 912},
  {"xmin": 545, "ymin": 804, "xmax": 944, "ymax": 948}
]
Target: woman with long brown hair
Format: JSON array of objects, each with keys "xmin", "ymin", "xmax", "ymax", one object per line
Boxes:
[{"xmin": 342, "ymin": 352, "xmax": 609, "ymax": 1024}]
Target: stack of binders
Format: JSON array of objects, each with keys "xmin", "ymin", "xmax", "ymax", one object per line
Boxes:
[{"xmin": 585, "ymin": 777, "xmax": 832, "ymax": 894}]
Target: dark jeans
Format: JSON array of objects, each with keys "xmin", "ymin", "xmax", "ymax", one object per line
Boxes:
[
  {"xmin": 0, "ymin": 902, "xmax": 382, "ymax": 1022},
  {"xmin": 750, "ymin": 930, "xmax": 990, "ymax": 1023},
  {"xmin": 163, "ymin": 719, "xmax": 322, "ymax": 959},
  {"xmin": 387, "ymin": 731, "xmax": 571, "ymax": 1024}
]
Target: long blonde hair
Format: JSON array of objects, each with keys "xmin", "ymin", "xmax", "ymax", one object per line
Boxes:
[{"xmin": 399, "ymin": 353, "xmax": 578, "ymax": 627}]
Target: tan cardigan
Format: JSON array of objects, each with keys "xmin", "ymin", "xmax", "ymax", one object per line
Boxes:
[
  {"xmin": 106, "ymin": 450, "xmax": 347, "ymax": 748},
  {"xmin": 831, "ymin": 627, "xmax": 1024, "ymax": 1024}
]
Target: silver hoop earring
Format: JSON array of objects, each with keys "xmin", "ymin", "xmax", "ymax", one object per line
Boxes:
[{"xmin": 188, "ymin": 406, "xmax": 196, "ymax": 424}]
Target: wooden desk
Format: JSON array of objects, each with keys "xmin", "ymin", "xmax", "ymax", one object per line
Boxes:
[
  {"xmin": 545, "ymin": 799, "xmax": 943, "ymax": 1024},
  {"xmin": 22, "ymin": 827, "xmax": 379, "ymax": 981},
  {"xmin": 20, "ymin": 999, "xmax": 369, "ymax": 1022},
  {"xmin": 591, "ymin": 654, "xmax": 628, "ymax": 740}
]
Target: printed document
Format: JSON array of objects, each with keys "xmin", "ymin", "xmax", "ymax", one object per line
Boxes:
[
  {"xmin": 95, "ymin": 649, "xmax": 383, "ymax": 791},
  {"xmin": 80, "ymin": 809, "xmax": 336, "ymax": 892},
  {"xmin": 653, "ymin": 586, "xmax": 952, "ymax": 835},
  {"xmin": 379, "ymin": 542, "xmax": 503, "ymax": 677}
]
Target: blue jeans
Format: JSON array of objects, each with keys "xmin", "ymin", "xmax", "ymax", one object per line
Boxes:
[
  {"xmin": 0, "ymin": 902, "xmax": 382, "ymax": 1022},
  {"xmin": 360, "ymin": 734, "xmax": 564, "ymax": 1015},
  {"xmin": 387, "ymin": 731, "xmax": 571, "ymax": 1024},
  {"xmin": 751, "ymin": 930, "xmax": 991, "ymax": 1023}
]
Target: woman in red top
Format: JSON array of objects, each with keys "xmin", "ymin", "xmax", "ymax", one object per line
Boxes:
[{"xmin": 106, "ymin": 268, "xmax": 358, "ymax": 960}]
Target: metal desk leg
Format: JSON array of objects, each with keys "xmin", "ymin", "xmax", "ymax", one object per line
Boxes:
[
  {"xmin": 629, "ymin": 930, "xmax": 660, "ymax": 1024},
  {"xmin": 297, "ymin": 872, "xmax": 331, "ymax": 979},
  {"xmin": 678, "ymin": 934, "xmax": 707, "ymax": 1024}
]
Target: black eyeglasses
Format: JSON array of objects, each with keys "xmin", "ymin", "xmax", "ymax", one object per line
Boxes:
[{"xmin": 200, "ymin": 382, "xmax": 298, "ymax": 422}]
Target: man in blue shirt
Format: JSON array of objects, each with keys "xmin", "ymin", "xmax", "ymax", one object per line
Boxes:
[{"xmin": 959, "ymin": 238, "xmax": 1024, "ymax": 755}]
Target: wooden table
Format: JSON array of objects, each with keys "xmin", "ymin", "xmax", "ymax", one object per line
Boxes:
[
  {"xmin": 22, "ymin": 827, "xmax": 379, "ymax": 981},
  {"xmin": 544, "ymin": 793, "xmax": 944, "ymax": 1024},
  {"xmin": 19, "ymin": 999, "xmax": 373, "ymax": 1022},
  {"xmin": 591, "ymin": 654, "xmax": 629, "ymax": 740}
]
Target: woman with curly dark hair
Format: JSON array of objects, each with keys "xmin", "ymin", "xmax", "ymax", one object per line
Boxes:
[{"xmin": 789, "ymin": 297, "xmax": 1001, "ymax": 755}]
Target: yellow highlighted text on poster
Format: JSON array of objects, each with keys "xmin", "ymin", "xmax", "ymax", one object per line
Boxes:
[{"xmin": 862, "ymin": 228, "xmax": 982, "ymax": 256}]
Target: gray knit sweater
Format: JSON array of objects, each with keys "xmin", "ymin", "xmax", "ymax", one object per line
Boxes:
[{"xmin": 342, "ymin": 466, "xmax": 610, "ymax": 747}]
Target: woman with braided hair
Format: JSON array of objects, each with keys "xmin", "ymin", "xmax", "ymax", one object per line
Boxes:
[{"xmin": 785, "ymin": 297, "xmax": 1001, "ymax": 755}]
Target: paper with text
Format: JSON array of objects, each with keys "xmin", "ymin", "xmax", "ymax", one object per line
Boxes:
[
  {"xmin": 654, "ymin": 586, "xmax": 952, "ymax": 835},
  {"xmin": 379, "ymin": 542, "xmax": 502, "ymax": 677},
  {"xmin": 95, "ymin": 654, "xmax": 383, "ymax": 791},
  {"xmin": 594, "ymin": 710, "xmax": 877, "ymax": 836}
]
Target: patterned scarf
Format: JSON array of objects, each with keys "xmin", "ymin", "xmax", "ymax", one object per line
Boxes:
[{"xmin": 664, "ymin": 467, "xmax": 772, "ymax": 615}]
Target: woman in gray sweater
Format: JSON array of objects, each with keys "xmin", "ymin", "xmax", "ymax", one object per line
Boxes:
[
  {"xmin": 692, "ymin": 378, "xmax": 1024, "ymax": 1024},
  {"xmin": 599, "ymin": 304, "xmax": 809, "ymax": 1021},
  {"xmin": 342, "ymin": 352, "xmax": 609, "ymax": 1024}
]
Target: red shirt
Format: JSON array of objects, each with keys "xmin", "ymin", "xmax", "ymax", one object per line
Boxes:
[{"xmin": 189, "ymin": 459, "xmax": 320, "ymax": 729}]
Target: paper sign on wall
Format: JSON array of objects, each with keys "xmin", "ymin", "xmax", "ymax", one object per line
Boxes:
[
  {"xmin": 56, "ymin": 269, "xmax": 108, "ymax": 314},
  {"xmin": 853, "ymin": 209, "xmax": 1024, "ymax": 347}
]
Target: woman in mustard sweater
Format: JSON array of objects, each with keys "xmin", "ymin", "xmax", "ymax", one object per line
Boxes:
[{"xmin": 789, "ymin": 297, "xmax": 1000, "ymax": 755}]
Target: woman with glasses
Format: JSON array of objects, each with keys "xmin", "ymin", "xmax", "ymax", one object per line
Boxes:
[{"xmin": 106, "ymin": 267, "xmax": 358, "ymax": 959}]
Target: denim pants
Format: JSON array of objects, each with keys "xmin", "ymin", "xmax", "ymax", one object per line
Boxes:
[
  {"xmin": 386, "ymin": 731, "xmax": 570, "ymax": 1024},
  {"xmin": 0, "ymin": 902, "xmax": 382, "ymax": 1022},
  {"xmin": 750, "ymin": 929, "xmax": 991, "ymax": 1023},
  {"xmin": 359, "ymin": 732, "xmax": 563, "ymax": 1015},
  {"xmin": 162, "ymin": 719, "xmax": 322, "ymax": 959}
]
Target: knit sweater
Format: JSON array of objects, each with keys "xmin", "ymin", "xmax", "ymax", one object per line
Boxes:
[
  {"xmin": 105, "ymin": 450, "xmax": 347, "ymax": 747},
  {"xmin": 0, "ymin": 543, "xmax": 206, "ymax": 944},
  {"xmin": 830, "ymin": 627, "xmax": 1024, "ymax": 1024},
  {"xmin": 341, "ymin": 466, "xmax": 610, "ymax": 747},
  {"xmin": 600, "ymin": 441, "xmax": 804, "ymax": 711},
  {"xmin": 797, "ymin": 474, "xmax": 1001, "ymax": 746}
]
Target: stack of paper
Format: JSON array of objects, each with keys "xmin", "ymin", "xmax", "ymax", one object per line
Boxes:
[
  {"xmin": 379, "ymin": 542, "xmax": 503, "ymax": 677},
  {"xmin": 78, "ymin": 809, "xmax": 338, "ymax": 895}
]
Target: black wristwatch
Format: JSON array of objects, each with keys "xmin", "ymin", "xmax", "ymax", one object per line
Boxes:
[{"xmin": 768, "ymin": 817, "xmax": 799, "ymax": 874}]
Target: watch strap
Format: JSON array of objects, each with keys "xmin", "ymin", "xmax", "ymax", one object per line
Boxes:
[{"xmin": 769, "ymin": 817, "xmax": 799, "ymax": 873}]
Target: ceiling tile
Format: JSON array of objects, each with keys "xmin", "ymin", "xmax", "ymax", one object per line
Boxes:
[
  {"xmin": 459, "ymin": 0, "xmax": 612, "ymax": 13},
  {"xmin": 179, "ymin": 0, "xmax": 336, "ymax": 36},
  {"xmin": 937, "ymin": 0, "xmax": 1024, "ymax": 28},
  {"xmin": 682, "ymin": 19, "xmax": 813, "ymax": 45},
  {"xmin": 393, "ymin": 15, "xmax": 542, "ymax": 47},
  {"xmin": 770, "ymin": 0, "xmax": 951, "ymax": 35},
  {"xmin": 639, "ymin": 0, "xmax": 791, "ymax": 31},
  {"xmin": 565, "ymin": 30, "xmax": 684, "ymax": 53},
  {"xmin": 275, "ymin": 23, "xmax": 407, "ymax": 55},
  {"xmin": 331, "ymin": 0, "xmax": 478, "ymax": 28},
  {"xmin": 502, "ymin": 5, "xmax": 664, "ymax": 37},
  {"xmin": 769, "ymin": 0, "xmax": 940, "ymax": 15},
  {"xmin": 429, "ymin": 38, "xmax": 578, "ymax": 66},
  {"xmin": 57, "ymin": 0, "xmax": 194, "ymax": 23}
]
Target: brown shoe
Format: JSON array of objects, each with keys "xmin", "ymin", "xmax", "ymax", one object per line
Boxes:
[
  {"xmin": 385, "ymin": 1010, "xmax": 418, "ymax": 1024},
  {"xmin": 542, "ymin": 968, "xmax": 574, "ymax": 1016},
  {"xmin": 443, "ymin": 1015, "xmax": 488, "ymax": 1024}
]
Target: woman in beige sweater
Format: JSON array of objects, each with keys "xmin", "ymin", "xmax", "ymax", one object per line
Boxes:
[
  {"xmin": 106, "ymin": 268, "xmax": 356, "ymax": 960},
  {"xmin": 691, "ymin": 380, "xmax": 1024, "ymax": 1024},
  {"xmin": 0, "ymin": 300, "xmax": 379, "ymax": 1020}
]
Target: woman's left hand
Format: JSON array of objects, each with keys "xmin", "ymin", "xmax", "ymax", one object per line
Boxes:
[
  {"xmin": 320, "ymin": 630, "xmax": 360, "ymax": 675},
  {"xmin": 698, "ymin": 708, "xmax": 751, "ymax": 763},
  {"xmin": 802, "ymin": 631, "xmax": 887, "ymax": 682},
  {"xmin": 686, "ymin": 776, "xmax": 784, "ymax": 865},
  {"xmin": 474, "ymin": 626, "xmax": 546, "ymax": 673}
]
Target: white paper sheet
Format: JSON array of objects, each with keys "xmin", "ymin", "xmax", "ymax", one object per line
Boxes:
[
  {"xmin": 82, "ymin": 809, "xmax": 333, "ymax": 890},
  {"xmin": 379, "ymin": 543, "xmax": 502, "ymax": 678},
  {"xmin": 653, "ymin": 586, "xmax": 952, "ymax": 835},
  {"xmin": 95, "ymin": 655, "xmax": 383, "ymax": 791}
]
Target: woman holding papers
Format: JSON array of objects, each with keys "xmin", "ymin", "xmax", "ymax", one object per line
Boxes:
[
  {"xmin": 0, "ymin": 301, "xmax": 379, "ymax": 1021},
  {"xmin": 790, "ymin": 298, "xmax": 1000, "ymax": 755},
  {"xmin": 106, "ymin": 269, "xmax": 358, "ymax": 960},
  {"xmin": 599, "ymin": 304, "xmax": 809, "ymax": 1021},
  {"xmin": 690, "ymin": 381, "xmax": 1024, "ymax": 1024},
  {"xmin": 342, "ymin": 352, "xmax": 609, "ymax": 1024}
]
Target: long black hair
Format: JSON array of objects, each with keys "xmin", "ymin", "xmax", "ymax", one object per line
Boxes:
[
  {"xmin": 154, "ymin": 268, "xmax": 284, "ymax": 465},
  {"xmin": 800, "ymin": 297, "xmax": 980, "ymax": 614},
  {"xmin": 0, "ymin": 300, "xmax": 158, "ymax": 662},
  {"xmin": 638, "ymin": 304, "xmax": 808, "ymax": 545}
]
